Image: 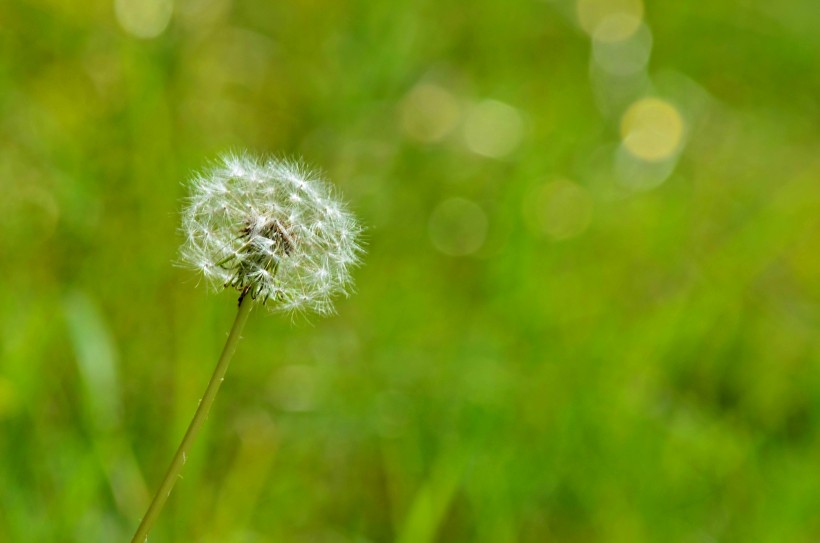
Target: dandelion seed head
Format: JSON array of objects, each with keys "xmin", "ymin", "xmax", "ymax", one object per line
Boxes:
[{"xmin": 179, "ymin": 152, "xmax": 364, "ymax": 316}]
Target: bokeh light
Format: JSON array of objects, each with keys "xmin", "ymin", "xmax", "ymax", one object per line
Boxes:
[
  {"xmin": 399, "ymin": 82, "xmax": 461, "ymax": 143},
  {"xmin": 114, "ymin": 0, "xmax": 173, "ymax": 39},
  {"xmin": 620, "ymin": 97, "xmax": 685, "ymax": 162},
  {"xmin": 592, "ymin": 22, "xmax": 653, "ymax": 77},
  {"xmin": 577, "ymin": 0, "xmax": 643, "ymax": 42},
  {"xmin": 614, "ymin": 145, "xmax": 679, "ymax": 191},
  {"xmin": 462, "ymin": 99, "xmax": 524, "ymax": 159}
]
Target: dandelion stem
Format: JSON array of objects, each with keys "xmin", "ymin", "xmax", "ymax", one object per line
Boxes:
[{"xmin": 130, "ymin": 294, "xmax": 254, "ymax": 543}]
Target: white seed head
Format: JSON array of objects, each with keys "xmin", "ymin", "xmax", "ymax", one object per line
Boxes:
[{"xmin": 179, "ymin": 152, "xmax": 364, "ymax": 316}]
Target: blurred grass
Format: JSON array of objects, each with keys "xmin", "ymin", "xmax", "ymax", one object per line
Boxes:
[{"xmin": 2, "ymin": 0, "xmax": 820, "ymax": 541}]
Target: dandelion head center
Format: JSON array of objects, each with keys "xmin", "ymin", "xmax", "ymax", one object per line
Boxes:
[
  {"xmin": 241, "ymin": 215, "xmax": 297, "ymax": 257},
  {"xmin": 222, "ymin": 214, "xmax": 299, "ymax": 300}
]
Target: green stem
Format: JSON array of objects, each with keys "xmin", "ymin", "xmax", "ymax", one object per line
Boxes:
[{"xmin": 130, "ymin": 295, "xmax": 254, "ymax": 543}]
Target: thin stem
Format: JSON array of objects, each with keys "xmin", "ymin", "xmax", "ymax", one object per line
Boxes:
[{"xmin": 130, "ymin": 295, "xmax": 254, "ymax": 543}]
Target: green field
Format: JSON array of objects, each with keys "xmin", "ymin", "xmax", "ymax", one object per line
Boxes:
[{"xmin": 2, "ymin": 0, "xmax": 820, "ymax": 541}]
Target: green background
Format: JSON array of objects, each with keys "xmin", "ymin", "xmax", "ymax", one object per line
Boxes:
[{"xmin": 2, "ymin": 0, "xmax": 820, "ymax": 541}]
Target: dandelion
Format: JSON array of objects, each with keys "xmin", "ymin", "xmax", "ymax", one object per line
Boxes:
[
  {"xmin": 180, "ymin": 152, "xmax": 363, "ymax": 314},
  {"xmin": 130, "ymin": 152, "xmax": 363, "ymax": 542}
]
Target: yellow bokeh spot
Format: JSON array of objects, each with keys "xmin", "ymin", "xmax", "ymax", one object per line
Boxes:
[
  {"xmin": 620, "ymin": 98, "xmax": 684, "ymax": 162},
  {"xmin": 399, "ymin": 83, "xmax": 461, "ymax": 143},
  {"xmin": 577, "ymin": 0, "xmax": 643, "ymax": 42},
  {"xmin": 463, "ymin": 99, "xmax": 524, "ymax": 159},
  {"xmin": 114, "ymin": 0, "xmax": 173, "ymax": 39}
]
